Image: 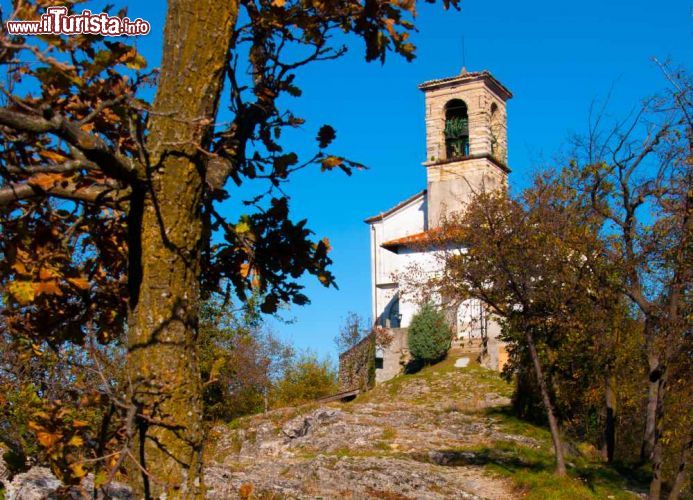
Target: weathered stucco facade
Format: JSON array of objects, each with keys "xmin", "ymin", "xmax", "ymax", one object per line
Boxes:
[{"xmin": 352, "ymin": 70, "xmax": 513, "ymax": 386}]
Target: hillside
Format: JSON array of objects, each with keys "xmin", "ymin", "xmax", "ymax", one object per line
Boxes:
[{"xmin": 205, "ymin": 350, "xmax": 646, "ymax": 499}]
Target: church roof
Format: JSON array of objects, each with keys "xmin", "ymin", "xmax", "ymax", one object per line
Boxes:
[
  {"xmin": 364, "ymin": 190, "xmax": 426, "ymax": 224},
  {"xmin": 381, "ymin": 230, "xmax": 432, "ymax": 250},
  {"xmin": 418, "ymin": 70, "xmax": 513, "ymax": 101}
]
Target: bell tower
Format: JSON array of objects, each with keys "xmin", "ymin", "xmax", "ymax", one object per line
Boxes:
[{"xmin": 419, "ymin": 70, "xmax": 512, "ymax": 228}]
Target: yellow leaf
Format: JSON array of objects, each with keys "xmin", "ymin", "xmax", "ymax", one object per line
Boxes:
[
  {"xmin": 68, "ymin": 435, "xmax": 84, "ymax": 447},
  {"xmin": 7, "ymin": 280, "xmax": 36, "ymax": 305},
  {"xmin": 125, "ymin": 53, "xmax": 147, "ymax": 70},
  {"xmin": 69, "ymin": 462, "xmax": 87, "ymax": 478},
  {"xmin": 236, "ymin": 221, "xmax": 251, "ymax": 234}
]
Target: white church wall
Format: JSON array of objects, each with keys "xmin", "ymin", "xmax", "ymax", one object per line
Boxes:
[{"xmin": 369, "ymin": 194, "xmax": 427, "ymax": 324}]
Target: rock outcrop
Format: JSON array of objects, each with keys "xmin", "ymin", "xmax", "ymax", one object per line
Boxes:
[
  {"xmin": 3, "ymin": 467, "xmax": 132, "ymax": 500},
  {"xmin": 205, "ymin": 357, "xmax": 523, "ymax": 499}
]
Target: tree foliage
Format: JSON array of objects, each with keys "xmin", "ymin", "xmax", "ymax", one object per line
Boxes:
[
  {"xmin": 430, "ymin": 65, "xmax": 691, "ymax": 494},
  {"xmin": 407, "ymin": 302, "xmax": 452, "ymax": 364},
  {"xmin": 270, "ymin": 352, "xmax": 338, "ymax": 408},
  {"xmin": 568, "ymin": 64, "xmax": 692, "ymax": 498},
  {"xmin": 0, "ymin": 0, "xmax": 461, "ymax": 495}
]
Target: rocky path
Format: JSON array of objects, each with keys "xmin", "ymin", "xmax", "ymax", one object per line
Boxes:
[{"xmin": 205, "ymin": 356, "xmax": 528, "ymax": 499}]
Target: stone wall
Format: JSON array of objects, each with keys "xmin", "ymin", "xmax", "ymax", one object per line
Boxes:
[
  {"xmin": 338, "ymin": 334, "xmax": 375, "ymax": 392},
  {"xmin": 375, "ymin": 328, "xmax": 410, "ymax": 384}
]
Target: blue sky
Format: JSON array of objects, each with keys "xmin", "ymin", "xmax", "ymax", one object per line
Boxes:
[
  {"xmin": 135, "ymin": 0, "xmax": 691, "ymax": 361},
  {"xmin": 8, "ymin": 0, "xmax": 690, "ymax": 360}
]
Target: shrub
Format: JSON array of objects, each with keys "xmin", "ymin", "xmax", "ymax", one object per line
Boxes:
[
  {"xmin": 407, "ymin": 303, "xmax": 452, "ymax": 364},
  {"xmin": 270, "ymin": 353, "xmax": 338, "ymax": 407}
]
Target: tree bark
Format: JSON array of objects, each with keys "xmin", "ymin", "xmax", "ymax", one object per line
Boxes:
[
  {"xmin": 526, "ymin": 330, "xmax": 567, "ymax": 476},
  {"xmin": 668, "ymin": 437, "xmax": 691, "ymax": 500},
  {"xmin": 648, "ymin": 358, "xmax": 669, "ymax": 500},
  {"xmin": 642, "ymin": 321, "xmax": 659, "ymax": 463},
  {"xmin": 126, "ymin": 1, "xmax": 237, "ymax": 497},
  {"xmin": 603, "ymin": 371, "xmax": 617, "ymax": 463}
]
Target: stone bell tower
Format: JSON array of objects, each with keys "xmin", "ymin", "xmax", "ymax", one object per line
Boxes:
[{"xmin": 419, "ymin": 70, "xmax": 512, "ymax": 228}]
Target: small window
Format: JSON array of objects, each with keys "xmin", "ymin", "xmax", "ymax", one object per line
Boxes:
[
  {"xmin": 490, "ymin": 103, "xmax": 501, "ymax": 158},
  {"xmin": 444, "ymin": 99, "xmax": 469, "ymax": 160},
  {"xmin": 375, "ymin": 357, "xmax": 384, "ymax": 370}
]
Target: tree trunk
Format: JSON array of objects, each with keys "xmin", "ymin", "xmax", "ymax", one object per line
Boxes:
[
  {"xmin": 526, "ymin": 330, "xmax": 567, "ymax": 476},
  {"xmin": 126, "ymin": 1, "xmax": 237, "ymax": 497},
  {"xmin": 668, "ymin": 437, "xmax": 691, "ymax": 500},
  {"xmin": 642, "ymin": 348, "xmax": 660, "ymax": 463},
  {"xmin": 649, "ymin": 360, "xmax": 669, "ymax": 500},
  {"xmin": 603, "ymin": 371, "xmax": 617, "ymax": 463}
]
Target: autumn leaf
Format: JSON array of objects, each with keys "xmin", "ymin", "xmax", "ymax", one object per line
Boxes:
[
  {"xmin": 236, "ymin": 221, "xmax": 251, "ymax": 234},
  {"xmin": 125, "ymin": 53, "xmax": 147, "ymax": 70},
  {"xmin": 7, "ymin": 280, "xmax": 36, "ymax": 305},
  {"xmin": 39, "ymin": 267, "xmax": 59, "ymax": 281},
  {"xmin": 271, "ymin": 0, "xmax": 285, "ymax": 6},
  {"xmin": 68, "ymin": 435, "xmax": 84, "ymax": 447},
  {"xmin": 36, "ymin": 430, "xmax": 62, "ymax": 449},
  {"xmin": 69, "ymin": 462, "xmax": 87, "ymax": 479},
  {"xmin": 67, "ymin": 277, "xmax": 90, "ymax": 290},
  {"xmin": 11, "ymin": 260, "xmax": 28, "ymax": 275},
  {"xmin": 28, "ymin": 173, "xmax": 63, "ymax": 191},
  {"xmin": 240, "ymin": 262, "xmax": 251, "ymax": 278},
  {"xmin": 35, "ymin": 280, "xmax": 64, "ymax": 296},
  {"xmin": 239, "ymin": 483, "xmax": 254, "ymax": 499},
  {"xmin": 94, "ymin": 471, "xmax": 108, "ymax": 488},
  {"xmin": 320, "ymin": 156, "xmax": 343, "ymax": 170},
  {"xmin": 38, "ymin": 150, "xmax": 67, "ymax": 162}
]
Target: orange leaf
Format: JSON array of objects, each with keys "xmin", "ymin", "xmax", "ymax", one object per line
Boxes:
[
  {"xmin": 35, "ymin": 280, "xmax": 63, "ymax": 296},
  {"xmin": 36, "ymin": 430, "xmax": 62, "ymax": 449},
  {"xmin": 67, "ymin": 277, "xmax": 90, "ymax": 290},
  {"xmin": 321, "ymin": 156, "xmax": 343, "ymax": 169},
  {"xmin": 28, "ymin": 173, "xmax": 63, "ymax": 191},
  {"xmin": 11, "ymin": 261, "xmax": 28, "ymax": 275},
  {"xmin": 38, "ymin": 150, "xmax": 67, "ymax": 162},
  {"xmin": 39, "ymin": 267, "xmax": 59, "ymax": 281}
]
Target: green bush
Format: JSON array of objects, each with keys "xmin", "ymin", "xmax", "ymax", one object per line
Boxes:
[
  {"xmin": 408, "ymin": 303, "xmax": 452, "ymax": 364},
  {"xmin": 270, "ymin": 353, "xmax": 338, "ymax": 407}
]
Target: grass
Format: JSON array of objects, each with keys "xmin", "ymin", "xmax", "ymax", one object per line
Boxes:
[
  {"xmin": 381, "ymin": 426, "xmax": 397, "ymax": 441},
  {"xmin": 419, "ymin": 438, "xmax": 645, "ymax": 499},
  {"xmin": 357, "ymin": 353, "xmax": 643, "ymax": 499},
  {"xmin": 209, "ymin": 351, "xmax": 646, "ymax": 499}
]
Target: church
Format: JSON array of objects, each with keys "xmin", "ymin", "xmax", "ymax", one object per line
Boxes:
[{"xmin": 363, "ymin": 69, "xmax": 512, "ymax": 383}]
